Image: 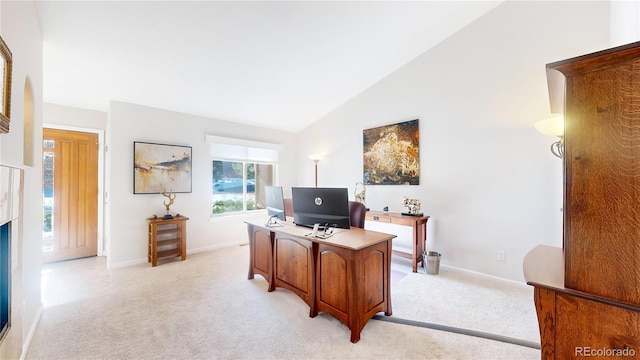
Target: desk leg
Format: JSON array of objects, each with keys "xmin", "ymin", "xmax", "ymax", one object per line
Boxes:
[
  {"xmin": 147, "ymin": 224, "xmax": 152, "ymax": 264},
  {"xmin": 315, "ymin": 240, "xmax": 391, "ymax": 343},
  {"xmin": 150, "ymin": 225, "xmax": 158, "ymax": 267},
  {"xmin": 412, "ymin": 223, "xmax": 419, "ymax": 273},
  {"xmin": 265, "ymin": 232, "xmax": 276, "ymax": 292},
  {"xmin": 385, "ymin": 238, "xmax": 393, "ymax": 316},
  {"xmin": 180, "ymin": 221, "xmax": 187, "ymax": 261},
  {"xmin": 246, "ymin": 225, "xmax": 276, "ymax": 292},
  {"xmin": 349, "ymin": 239, "xmax": 393, "ymax": 343},
  {"xmin": 412, "ymin": 220, "xmax": 428, "ymax": 273},
  {"xmin": 420, "ymin": 220, "xmax": 428, "ymax": 269},
  {"xmin": 247, "ymin": 225, "xmax": 255, "ymax": 280},
  {"xmin": 310, "ymin": 242, "xmax": 319, "ymax": 318}
]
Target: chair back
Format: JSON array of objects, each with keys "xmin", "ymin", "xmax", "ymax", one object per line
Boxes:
[
  {"xmin": 349, "ymin": 201, "xmax": 366, "ymax": 229},
  {"xmin": 284, "ymin": 198, "xmax": 294, "ymax": 218}
]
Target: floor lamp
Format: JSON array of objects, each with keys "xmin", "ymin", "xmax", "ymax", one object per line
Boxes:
[{"xmin": 308, "ymin": 155, "xmax": 320, "ymax": 187}]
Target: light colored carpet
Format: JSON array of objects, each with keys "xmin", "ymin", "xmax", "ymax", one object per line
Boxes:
[
  {"xmin": 26, "ymin": 245, "xmax": 540, "ymax": 360},
  {"xmin": 390, "ymin": 265, "xmax": 540, "ymax": 344}
]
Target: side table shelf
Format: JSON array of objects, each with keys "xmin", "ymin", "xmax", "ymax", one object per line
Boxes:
[{"xmin": 147, "ymin": 216, "xmax": 189, "ymax": 266}]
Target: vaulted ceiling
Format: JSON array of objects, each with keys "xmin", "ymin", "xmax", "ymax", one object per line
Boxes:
[{"xmin": 35, "ymin": 1, "xmax": 502, "ymax": 132}]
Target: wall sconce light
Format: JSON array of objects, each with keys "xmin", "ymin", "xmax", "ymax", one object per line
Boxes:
[
  {"xmin": 308, "ymin": 155, "xmax": 320, "ymax": 187},
  {"xmin": 534, "ymin": 114, "xmax": 564, "ymax": 158}
]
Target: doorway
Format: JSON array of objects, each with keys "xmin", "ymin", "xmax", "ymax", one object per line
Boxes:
[{"xmin": 42, "ymin": 128, "xmax": 100, "ymax": 263}]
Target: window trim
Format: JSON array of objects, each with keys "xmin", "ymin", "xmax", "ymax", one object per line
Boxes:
[{"xmin": 205, "ymin": 135, "xmax": 283, "ymax": 152}]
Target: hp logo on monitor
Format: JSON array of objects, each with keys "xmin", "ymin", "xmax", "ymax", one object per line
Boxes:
[{"xmin": 314, "ymin": 197, "xmax": 323, "ymax": 206}]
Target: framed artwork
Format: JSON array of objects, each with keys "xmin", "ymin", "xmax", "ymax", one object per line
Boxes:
[
  {"xmin": 0, "ymin": 36, "xmax": 12, "ymax": 134},
  {"xmin": 363, "ymin": 119, "xmax": 419, "ymax": 185},
  {"xmin": 133, "ymin": 141, "xmax": 192, "ymax": 194}
]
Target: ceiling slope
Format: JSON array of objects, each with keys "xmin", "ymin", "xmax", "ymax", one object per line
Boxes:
[{"xmin": 36, "ymin": 1, "xmax": 502, "ymax": 132}]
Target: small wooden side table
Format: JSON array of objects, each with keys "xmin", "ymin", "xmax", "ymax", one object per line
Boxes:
[
  {"xmin": 365, "ymin": 211, "xmax": 430, "ymax": 272},
  {"xmin": 147, "ymin": 215, "xmax": 189, "ymax": 266}
]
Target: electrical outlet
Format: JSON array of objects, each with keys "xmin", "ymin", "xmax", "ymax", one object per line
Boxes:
[{"xmin": 497, "ymin": 251, "xmax": 506, "ymax": 262}]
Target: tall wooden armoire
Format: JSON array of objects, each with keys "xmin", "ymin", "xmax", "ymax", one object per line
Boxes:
[{"xmin": 524, "ymin": 42, "xmax": 640, "ymax": 359}]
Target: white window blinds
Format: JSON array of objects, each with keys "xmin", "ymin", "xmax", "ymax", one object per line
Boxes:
[{"xmin": 206, "ymin": 135, "xmax": 281, "ymax": 162}]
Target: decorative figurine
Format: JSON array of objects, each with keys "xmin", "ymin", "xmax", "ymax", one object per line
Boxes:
[
  {"xmin": 402, "ymin": 196, "xmax": 422, "ymax": 216},
  {"xmin": 161, "ymin": 189, "xmax": 176, "ymax": 219}
]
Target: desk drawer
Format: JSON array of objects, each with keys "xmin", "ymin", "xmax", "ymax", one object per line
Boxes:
[{"xmin": 366, "ymin": 215, "xmax": 391, "ymax": 223}]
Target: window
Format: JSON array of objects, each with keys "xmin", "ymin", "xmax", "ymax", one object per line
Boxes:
[
  {"xmin": 43, "ymin": 140, "xmax": 54, "ymax": 251},
  {"xmin": 207, "ymin": 135, "xmax": 280, "ymax": 216},
  {"xmin": 212, "ymin": 161, "xmax": 275, "ymax": 214}
]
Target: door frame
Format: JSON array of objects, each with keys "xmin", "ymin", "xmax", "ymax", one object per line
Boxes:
[{"xmin": 43, "ymin": 124, "xmax": 105, "ymax": 257}]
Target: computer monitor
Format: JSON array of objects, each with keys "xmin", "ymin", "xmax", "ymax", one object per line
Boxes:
[
  {"xmin": 292, "ymin": 187, "xmax": 350, "ymax": 229},
  {"xmin": 265, "ymin": 186, "xmax": 286, "ymax": 226}
]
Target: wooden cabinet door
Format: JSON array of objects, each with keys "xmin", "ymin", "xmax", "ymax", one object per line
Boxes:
[{"xmin": 551, "ymin": 46, "xmax": 640, "ymax": 306}]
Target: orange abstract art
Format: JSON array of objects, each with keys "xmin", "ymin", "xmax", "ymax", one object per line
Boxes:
[{"xmin": 363, "ymin": 119, "xmax": 419, "ymax": 185}]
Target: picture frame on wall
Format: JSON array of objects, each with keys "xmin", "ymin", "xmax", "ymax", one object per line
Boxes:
[
  {"xmin": 363, "ymin": 119, "xmax": 419, "ymax": 185},
  {"xmin": 0, "ymin": 36, "xmax": 13, "ymax": 134},
  {"xmin": 133, "ymin": 141, "xmax": 192, "ymax": 194}
]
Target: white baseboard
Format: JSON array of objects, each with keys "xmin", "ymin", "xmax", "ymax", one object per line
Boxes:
[
  {"xmin": 20, "ymin": 302, "xmax": 43, "ymax": 360},
  {"xmin": 440, "ymin": 263, "xmax": 531, "ymax": 290},
  {"xmin": 107, "ymin": 241, "xmax": 247, "ymax": 269},
  {"xmin": 188, "ymin": 241, "xmax": 247, "ymax": 254}
]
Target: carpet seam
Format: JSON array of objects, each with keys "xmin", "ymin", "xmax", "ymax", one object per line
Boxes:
[{"xmin": 371, "ymin": 315, "xmax": 541, "ymax": 350}]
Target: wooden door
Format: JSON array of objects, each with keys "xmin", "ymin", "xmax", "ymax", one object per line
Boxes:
[{"xmin": 42, "ymin": 129, "xmax": 99, "ymax": 262}]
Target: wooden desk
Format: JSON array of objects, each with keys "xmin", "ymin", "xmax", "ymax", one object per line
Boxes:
[
  {"xmin": 524, "ymin": 245, "xmax": 640, "ymax": 359},
  {"xmin": 365, "ymin": 211, "xmax": 430, "ymax": 273},
  {"xmin": 246, "ymin": 221, "xmax": 396, "ymax": 343}
]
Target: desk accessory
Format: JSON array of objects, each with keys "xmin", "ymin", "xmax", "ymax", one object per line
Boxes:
[
  {"xmin": 402, "ymin": 196, "xmax": 423, "ymax": 216},
  {"xmin": 161, "ymin": 189, "xmax": 176, "ymax": 219}
]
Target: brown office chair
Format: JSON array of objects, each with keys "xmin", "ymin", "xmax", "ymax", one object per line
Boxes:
[
  {"xmin": 349, "ymin": 201, "xmax": 367, "ymax": 229},
  {"xmin": 284, "ymin": 198, "xmax": 294, "ymax": 218}
]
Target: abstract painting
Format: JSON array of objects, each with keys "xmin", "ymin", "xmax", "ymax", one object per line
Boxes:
[
  {"xmin": 363, "ymin": 119, "xmax": 419, "ymax": 185},
  {"xmin": 133, "ymin": 141, "xmax": 192, "ymax": 194}
]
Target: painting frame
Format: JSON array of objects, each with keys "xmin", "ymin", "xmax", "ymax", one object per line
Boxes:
[
  {"xmin": 0, "ymin": 36, "xmax": 13, "ymax": 134},
  {"xmin": 133, "ymin": 141, "xmax": 192, "ymax": 194},
  {"xmin": 363, "ymin": 119, "xmax": 419, "ymax": 185}
]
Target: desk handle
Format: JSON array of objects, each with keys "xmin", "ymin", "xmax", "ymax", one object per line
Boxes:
[{"xmin": 373, "ymin": 216, "xmax": 379, "ymax": 221}]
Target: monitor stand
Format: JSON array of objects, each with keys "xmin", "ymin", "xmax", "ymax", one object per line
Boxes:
[{"xmin": 266, "ymin": 216, "xmax": 284, "ymax": 228}]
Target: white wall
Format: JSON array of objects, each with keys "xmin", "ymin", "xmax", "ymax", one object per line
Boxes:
[
  {"xmin": 610, "ymin": 0, "xmax": 640, "ymax": 46},
  {"xmin": 106, "ymin": 101, "xmax": 297, "ymax": 268},
  {"xmin": 0, "ymin": 1, "xmax": 44, "ymax": 357},
  {"xmin": 44, "ymin": 103, "xmax": 107, "ymax": 130},
  {"xmin": 296, "ymin": 1, "xmax": 611, "ymax": 282}
]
